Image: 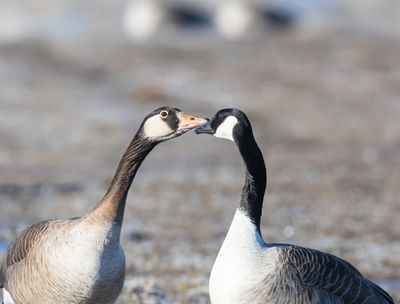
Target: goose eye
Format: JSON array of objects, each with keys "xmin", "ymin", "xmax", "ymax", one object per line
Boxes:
[{"xmin": 160, "ymin": 110, "xmax": 169, "ymax": 118}]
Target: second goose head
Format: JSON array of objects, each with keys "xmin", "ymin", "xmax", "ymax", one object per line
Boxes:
[
  {"xmin": 195, "ymin": 108, "xmax": 253, "ymax": 144},
  {"xmin": 140, "ymin": 106, "xmax": 208, "ymax": 142}
]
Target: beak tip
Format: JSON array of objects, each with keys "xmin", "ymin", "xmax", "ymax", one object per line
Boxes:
[
  {"xmin": 195, "ymin": 118, "xmax": 212, "ymax": 135},
  {"xmin": 200, "ymin": 117, "xmax": 210, "ymax": 125},
  {"xmin": 178, "ymin": 115, "xmax": 210, "ymax": 132}
]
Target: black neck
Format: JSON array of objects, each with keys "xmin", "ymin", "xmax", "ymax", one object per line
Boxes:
[
  {"xmin": 236, "ymin": 133, "xmax": 267, "ymax": 230},
  {"xmin": 99, "ymin": 134, "xmax": 157, "ymax": 224}
]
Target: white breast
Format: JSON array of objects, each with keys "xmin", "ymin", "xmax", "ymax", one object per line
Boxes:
[
  {"xmin": 1, "ymin": 287, "xmax": 15, "ymax": 304},
  {"xmin": 49, "ymin": 223, "xmax": 125, "ymax": 299},
  {"xmin": 209, "ymin": 209, "xmax": 278, "ymax": 304}
]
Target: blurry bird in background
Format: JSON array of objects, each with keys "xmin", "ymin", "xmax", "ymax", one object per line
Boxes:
[{"xmin": 122, "ymin": 0, "xmax": 296, "ymax": 41}]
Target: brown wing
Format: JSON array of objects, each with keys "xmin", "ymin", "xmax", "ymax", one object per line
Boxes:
[{"xmin": 1, "ymin": 220, "xmax": 61, "ymax": 275}]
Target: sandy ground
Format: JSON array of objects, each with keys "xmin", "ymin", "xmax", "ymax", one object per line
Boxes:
[{"xmin": 0, "ymin": 29, "xmax": 399, "ymax": 303}]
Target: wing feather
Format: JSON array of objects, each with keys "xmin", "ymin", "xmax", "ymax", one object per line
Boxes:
[
  {"xmin": 4, "ymin": 220, "xmax": 57, "ymax": 268},
  {"xmin": 0, "ymin": 218, "xmax": 72, "ymax": 287},
  {"xmin": 280, "ymin": 245, "xmax": 394, "ymax": 304}
]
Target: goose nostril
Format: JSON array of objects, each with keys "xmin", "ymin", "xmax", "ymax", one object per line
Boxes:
[{"xmin": 190, "ymin": 117, "xmax": 195, "ymax": 120}]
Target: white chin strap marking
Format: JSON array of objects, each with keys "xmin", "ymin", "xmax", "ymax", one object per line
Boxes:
[
  {"xmin": 214, "ymin": 116, "xmax": 238, "ymax": 142},
  {"xmin": 143, "ymin": 115, "xmax": 174, "ymax": 139}
]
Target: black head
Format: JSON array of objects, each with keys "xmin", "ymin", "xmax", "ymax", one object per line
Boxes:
[
  {"xmin": 140, "ymin": 106, "xmax": 208, "ymax": 142},
  {"xmin": 195, "ymin": 108, "xmax": 253, "ymax": 143}
]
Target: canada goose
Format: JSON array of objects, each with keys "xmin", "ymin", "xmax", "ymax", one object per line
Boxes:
[
  {"xmin": 0, "ymin": 107, "xmax": 207, "ymax": 304},
  {"xmin": 196, "ymin": 108, "xmax": 394, "ymax": 304}
]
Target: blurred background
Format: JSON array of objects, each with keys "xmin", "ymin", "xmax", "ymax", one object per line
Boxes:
[{"xmin": 0, "ymin": 0, "xmax": 399, "ymax": 303}]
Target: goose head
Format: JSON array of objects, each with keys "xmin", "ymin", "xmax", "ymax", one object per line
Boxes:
[
  {"xmin": 195, "ymin": 108, "xmax": 252, "ymax": 143},
  {"xmin": 140, "ymin": 106, "xmax": 208, "ymax": 142}
]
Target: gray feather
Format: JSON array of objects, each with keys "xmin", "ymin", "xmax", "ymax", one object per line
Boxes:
[{"xmin": 278, "ymin": 245, "xmax": 394, "ymax": 303}]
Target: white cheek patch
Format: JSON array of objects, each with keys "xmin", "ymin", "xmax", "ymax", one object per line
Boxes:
[
  {"xmin": 214, "ymin": 116, "xmax": 238, "ymax": 142},
  {"xmin": 143, "ymin": 115, "xmax": 173, "ymax": 139}
]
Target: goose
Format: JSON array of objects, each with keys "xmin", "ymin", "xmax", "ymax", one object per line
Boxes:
[
  {"xmin": 196, "ymin": 108, "xmax": 394, "ymax": 304},
  {"xmin": 0, "ymin": 106, "xmax": 207, "ymax": 304}
]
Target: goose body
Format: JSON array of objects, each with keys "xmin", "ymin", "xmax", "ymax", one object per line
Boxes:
[
  {"xmin": 0, "ymin": 107, "xmax": 207, "ymax": 304},
  {"xmin": 1, "ymin": 219, "xmax": 125, "ymax": 304},
  {"xmin": 196, "ymin": 109, "xmax": 393, "ymax": 304}
]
